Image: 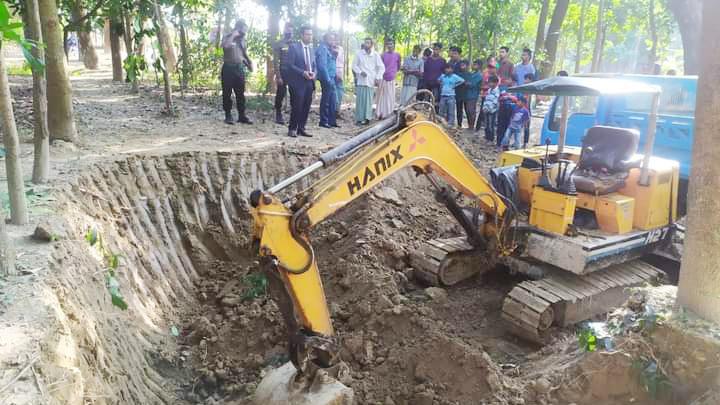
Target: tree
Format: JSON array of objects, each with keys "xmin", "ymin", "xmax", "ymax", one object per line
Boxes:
[
  {"xmin": 677, "ymin": 0, "xmax": 720, "ymax": 324},
  {"xmin": 109, "ymin": 17, "xmax": 123, "ymax": 81},
  {"xmin": 152, "ymin": 1, "xmax": 174, "ymax": 112},
  {"xmin": 39, "ymin": 0, "xmax": 79, "ymax": 142},
  {"xmin": 534, "ymin": 0, "xmax": 550, "ymax": 58},
  {"xmin": 70, "ymin": 0, "xmax": 99, "ymax": 69},
  {"xmin": 648, "ymin": 0, "xmax": 657, "ymax": 67},
  {"xmin": 543, "ymin": 0, "xmax": 570, "ymax": 77},
  {"xmin": 591, "ymin": 0, "xmax": 605, "ymax": 72},
  {"xmin": 574, "ymin": 0, "xmax": 587, "ymax": 73},
  {"xmin": 667, "ymin": 0, "xmax": 702, "ymax": 75},
  {"xmin": 24, "ymin": 0, "xmax": 50, "ymax": 183},
  {"xmin": 0, "ymin": 2, "xmax": 30, "ymax": 225}
]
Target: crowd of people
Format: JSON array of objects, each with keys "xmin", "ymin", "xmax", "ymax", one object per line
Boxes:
[{"xmin": 220, "ymin": 20, "xmax": 537, "ymax": 148}]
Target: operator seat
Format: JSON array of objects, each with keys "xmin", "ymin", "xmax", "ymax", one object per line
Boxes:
[{"xmin": 572, "ymin": 126, "xmax": 641, "ymax": 195}]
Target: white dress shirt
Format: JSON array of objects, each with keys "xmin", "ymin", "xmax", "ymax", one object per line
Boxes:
[{"xmin": 352, "ymin": 49, "xmax": 385, "ymax": 87}]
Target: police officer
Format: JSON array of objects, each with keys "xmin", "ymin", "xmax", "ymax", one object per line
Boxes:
[
  {"xmin": 221, "ymin": 19, "xmax": 253, "ymax": 125},
  {"xmin": 272, "ymin": 23, "xmax": 295, "ymax": 124}
]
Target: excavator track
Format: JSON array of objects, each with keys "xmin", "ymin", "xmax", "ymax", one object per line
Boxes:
[
  {"xmin": 410, "ymin": 237, "xmax": 495, "ymax": 286},
  {"xmin": 501, "ymin": 259, "xmax": 664, "ymax": 343}
]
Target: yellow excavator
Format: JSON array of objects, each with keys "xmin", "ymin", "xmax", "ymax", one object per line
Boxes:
[{"xmin": 249, "ymin": 77, "xmax": 680, "ymax": 373}]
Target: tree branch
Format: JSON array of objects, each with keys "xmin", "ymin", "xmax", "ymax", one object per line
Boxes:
[{"xmin": 64, "ymin": 0, "xmax": 107, "ymax": 32}]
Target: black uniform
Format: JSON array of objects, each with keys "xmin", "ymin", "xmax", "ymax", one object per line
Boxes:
[
  {"xmin": 272, "ymin": 37, "xmax": 294, "ymax": 113},
  {"xmin": 221, "ymin": 34, "xmax": 251, "ymax": 119}
]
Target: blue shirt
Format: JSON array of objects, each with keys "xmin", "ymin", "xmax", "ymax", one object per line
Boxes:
[
  {"xmin": 437, "ymin": 73, "xmax": 465, "ymax": 97},
  {"xmin": 509, "ymin": 105, "xmax": 530, "ymax": 129},
  {"xmin": 315, "ymin": 42, "xmax": 336, "ymax": 84},
  {"xmin": 513, "ymin": 62, "xmax": 536, "ymax": 85}
]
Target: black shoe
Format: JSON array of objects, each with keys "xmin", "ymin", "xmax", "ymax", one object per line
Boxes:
[
  {"xmin": 362, "ymin": 119, "xmax": 370, "ymax": 125},
  {"xmin": 319, "ymin": 123, "xmax": 332, "ymax": 129},
  {"xmin": 331, "ymin": 124, "xmax": 341, "ymax": 128},
  {"xmin": 224, "ymin": 112, "xmax": 235, "ymax": 125},
  {"xmin": 288, "ymin": 129, "xmax": 297, "ymax": 138},
  {"xmin": 275, "ymin": 111, "xmax": 285, "ymax": 125},
  {"xmin": 298, "ymin": 129, "xmax": 313, "ymax": 137},
  {"xmin": 237, "ymin": 116, "xmax": 253, "ymax": 124}
]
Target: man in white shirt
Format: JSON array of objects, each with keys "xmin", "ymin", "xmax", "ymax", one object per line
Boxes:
[{"xmin": 351, "ymin": 38, "xmax": 385, "ymax": 125}]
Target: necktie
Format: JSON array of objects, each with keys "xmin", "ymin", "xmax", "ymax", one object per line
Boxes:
[{"xmin": 304, "ymin": 46, "xmax": 311, "ymax": 71}]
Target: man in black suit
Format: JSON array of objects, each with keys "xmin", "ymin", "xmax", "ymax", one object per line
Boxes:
[{"xmin": 286, "ymin": 25, "xmax": 316, "ymax": 138}]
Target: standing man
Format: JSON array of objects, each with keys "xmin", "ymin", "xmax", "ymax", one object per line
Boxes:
[
  {"xmin": 513, "ymin": 48, "xmax": 536, "ymax": 85},
  {"xmin": 376, "ymin": 39, "xmax": 401, "ymax": 120},
  {"xmin": 421, "ymin": 43, "xmax": 446, "ymax": 110},
  {"xmin": 334, "ymin": 41, "xmax": 345, "ymax": 119},
  {"xmin": 497, "ymin": 46, "xmax": 515, "ymax": 90},
  {"xmin": 286, "ymin": 25, "xmax": 316, "ymax": 138},
  {"xmin": 221, "ymin": 19, "xmax": 253, "ymax": 125},
  {"xmin": 352, "ymin": 38, "xmax": 385, "ymax": 126},
  {"xmin": 316, "ymin": 32, "xmax": 339, "ymax": 129},
  {"xmin": 272, "ymin": 23, "xmax": 294, "ymax": 125},
  {"xmin": 400, "ymin": 45, "xmax": 424, "ymax": 105}
]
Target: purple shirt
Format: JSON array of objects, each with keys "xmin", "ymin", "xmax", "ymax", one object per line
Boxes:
[
  {"xmin": 423, "ymin": 56, "xmax": 446, "ymax": 82},
  {"xmin": 381, "ymin": 51, "xmax": 401, "ymax": 81}
]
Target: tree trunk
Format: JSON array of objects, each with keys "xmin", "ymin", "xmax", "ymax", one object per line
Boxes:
[
  {"xmin": 648, "ymin": 0, "xmax": 658, "ymax": 67},
  {"xmin": 178, "ymin": 6, "xmax": 190, "ymax": 90},
  {"xmin": 153, "ymin": 1, "xmax": 173, "ymax": 112},
  {"xmin": 266, "ymin": 5, "xmax": 279, "ymax": 93},
  {"xmin": 156, "ymin": 13, "xmax": 177, "ymax": 74},
  {"xmin": 122, "ymin": 10, "xmax": 133, "ymax": 55},
  {"xmin": 0, "ymin": 209, "xmax": 16, "ymax": 276},
  {"xmin": 535, "ymin": 0, "xmax": 551, "ymax": 58},
  {"xmin": 110, "ymin": 19, "xmax": 123, "ymax": 81},
  {"xmin": 0, "ymin": 44, "xmax": 30, "ymax": 225},
  {"xmin": 677, "ymin": 0, "xmax": 720, "ymax": 324},
  {"xmin": 24, "ymin": 0, "xmax": 50, "ymax": 184},
  {"xmin": 39, "ymin": 0, "xmax": 78, "ymax": 143},
  {"xmin": 543, "ymin": 0, "xmax": 570, "ymax": 78},
  {"xmin": 214, "ymin": 8, "xmax": 224, "ymax": 49},
  {"xmin": 591, "ymin": 0, "xmax": 606, "ymax": 73},
  {"xmin": 462, "ymin": 0, "xmax": 473, "ymax": 62},
  {"xmin": 71, "ymin": 1, "xmax": 99, "ymax": 69},
  {"xmin": 667, "ymin": 0, "xmax": 702, "ymax": 75},
  {"xmin": 574, "ymin": 0, "xmax": 588, "ymax": 73}
]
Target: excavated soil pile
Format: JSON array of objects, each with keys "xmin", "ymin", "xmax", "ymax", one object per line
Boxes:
[{"xmin": 40, "ymin": 146, "xmax": 539, "ymax": 404}]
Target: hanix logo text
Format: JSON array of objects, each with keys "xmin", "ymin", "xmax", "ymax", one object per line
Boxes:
[{"xmin": 347, "ymin": 145, "xmax": 404, "ymax": 195}]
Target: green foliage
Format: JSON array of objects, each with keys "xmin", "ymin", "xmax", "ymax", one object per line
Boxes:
[
  {"xmin": 577, "ymin": 326, "xmax": 598, "ymax": 352},
  {"xmin": 241, "ymin": 272, "xmax": 268, "ymax": 301},
  {"xmin": 85, "ymin": 227, "xmax": 128, "ymax": 311},
  {"xmin": 0, "ymin": 1, "xmax": 44, "ymax": 73},
  {"xmin": 632, "ymin": 358, "xmax": 672, "ymax": 399},
  {"xmin": 123, "ymin": 54, "xmax": 148, "ymax": 83}
]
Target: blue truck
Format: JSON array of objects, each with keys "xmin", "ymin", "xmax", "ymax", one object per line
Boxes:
[{"xmin": 540, "ymin": 74, "xmax": 697, "ymax": 212}]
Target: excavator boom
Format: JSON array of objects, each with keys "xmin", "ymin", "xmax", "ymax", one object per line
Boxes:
[{"xmin": 250, "ymin": 110, "xmax": 507, "ymax": 369}]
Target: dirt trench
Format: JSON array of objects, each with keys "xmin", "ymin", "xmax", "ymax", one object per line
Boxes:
[
  {"xmin": 27, "ymin": 146, "xmax": 713, "ymax": 405},
  {"xmin": 29, "ymin": 147, "xmax": 537, "ymax": 405}
]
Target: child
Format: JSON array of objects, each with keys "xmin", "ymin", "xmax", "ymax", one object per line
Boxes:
[
  {"xmin": 501, "ymin": 96, "xmax": 530, "ymax": 150},
  {"xmin": 482, "ymin": 75, "xmax": 500, "ymax": 142},
  {"xmin": 460, "ymin": 60, "xmax": 483, "ymax": 130},
  {"xmin": 477, "ymin": 56, "xmax": 498, "ymax": 131},
  {"xmin": 437, "ymin": 63, "xmax": 465, "ymax": 127}
]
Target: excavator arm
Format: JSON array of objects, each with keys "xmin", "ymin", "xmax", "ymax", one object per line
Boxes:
[{"xmin": 249, "ymin": 111, "xmax": 508, "ymax": 370}]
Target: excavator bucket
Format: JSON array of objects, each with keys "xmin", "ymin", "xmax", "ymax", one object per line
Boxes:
[{"xmin": 252, "ymin": 362, "xmax": 354, "ymax": 405}]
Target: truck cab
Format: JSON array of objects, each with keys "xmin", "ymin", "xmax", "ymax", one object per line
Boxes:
[{"xmin": 541, "ymin": 75, "xmax": 696, "ymax": 212}]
